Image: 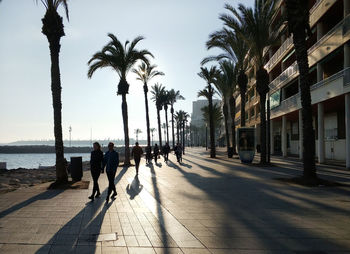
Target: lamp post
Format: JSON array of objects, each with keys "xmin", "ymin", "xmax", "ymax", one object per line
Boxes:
[{"xmin": 69, "ymin": 126, "xmax": 72, "ymax": 147}]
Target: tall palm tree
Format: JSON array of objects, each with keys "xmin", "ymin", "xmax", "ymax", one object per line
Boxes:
[
  {"xmin": 168, "ymin": 89, "xmax": 185, "ymax": 149},
  {"xmin": 201, "ymin": 104, "xmax": 223, "ymax": 130},
  {"xmin": 204, "ymin": 28, "xmax": 249, "ymax": 127},
  {"xmin": 222, "ymin": 0, "xmax": 280, "ymax": 164},
  {"xmin": 285, "ymin": 0, "xmax": 316, "ymax": 179},
  {"xmin": 132, "ymin": 63, "xmax": 164, "ymax": 149},
  {"xmin": 88, "ymin": 34, "xmax": 153, "ymax": 166},
  {"xmin": 134, "ymin": 128, "xmax": 142, "ymax": 142},
  {"xmin": 150, "ymin": 127, "xmax": 156, "ymax": 146},
  {"xmin": 162, "ymin": 91, "xmax": 171, "ymax": 144},
  {"xmin": 174, "ymin": 112, "xmax": 180, "ymax": 144},
  {"xmin": 214, "ymin": 61, "xmax": 236, "ymax": 157},
  {"xmin": 198, "ymin": 66, "xmax": 220, "ymax": 158},
  {"xmin": 151, "ymin": 83, "xmax": 166, "ymax": 149},
  {"xmin": 182, "ymin": 111, "xmax": 189, "ymax": 154},
  {"xmin": 37, "ymin": 0, "xmax": 69, "ymax": 183}
]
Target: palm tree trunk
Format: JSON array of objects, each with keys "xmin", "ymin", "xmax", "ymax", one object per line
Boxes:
[
  {"xmin": 293, "ymin": 28, "xmax": 316, "ymax": 179},
  {"xmin": 48, "ymin": 35, "xmax": 67, "ymax": 183},
  {"xmin": 238, "ymin": 70, "xmax": 248, "ymax": 127},
  {"xmin": 171, "ymin": 106, "xmax": 175, "ymax": 150},
  {"xmin": 223, "ymin": 103, "xmax": 230, "ymax": 158},
  {"xmin": 165, "ymin": 107, "xmax": 169, "ymax": 144},
  {"xmin": 208, "ymin": 85, "xmax": 216, "ymax": 158},
  {"xmin": 121, "ymin": 94, "xmax": 130, "ymax": 165},
  {"xmin": 143, "ymin": 83, "xmax": 151, "ymax": 147},
  {"xmin": 256, "ymin": 68, "xmax": 269, "ymax": 165},
  {"xmin": 182, "ymin": 120, "xmax": 185, "ymax": 155},
  {"xmin": 177, "ymin": 122, "xmax": 180, "ymax": 144},
  {"xmin": 229, "ymin": 95, "xmax": 237, "ymax": 155},
  {"xmin": 157, "ymin": 108, "xmax": 162, "ymax": 148}
]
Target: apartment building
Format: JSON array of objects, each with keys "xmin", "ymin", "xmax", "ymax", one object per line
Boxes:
[{"xmin": 235, "ymin": 0, "xmax": 350, "ymax": 169}]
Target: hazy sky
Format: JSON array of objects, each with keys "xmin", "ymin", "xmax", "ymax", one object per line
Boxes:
[{"xmin": 0, "ymin": 0, "xmax": 253, "ymax": 143}]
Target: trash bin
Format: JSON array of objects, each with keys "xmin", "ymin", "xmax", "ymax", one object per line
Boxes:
[{"xmin": 70, "ymin": 157, "xmax": 83, "ymax": 181}]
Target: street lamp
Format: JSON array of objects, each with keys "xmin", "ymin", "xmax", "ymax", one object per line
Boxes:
[{"xmin": 69, "ymin": 126, "xmax": 72, "ymax": 147}]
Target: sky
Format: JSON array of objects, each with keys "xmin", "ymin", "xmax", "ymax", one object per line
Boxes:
[{"xmin": 0, "ymin": 0, "xmax": 253, "ymax": 143}]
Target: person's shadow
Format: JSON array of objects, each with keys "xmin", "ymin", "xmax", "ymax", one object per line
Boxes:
[{"xmin": 126, "ymin": 175, "xmax": 143, "ymax": 200}]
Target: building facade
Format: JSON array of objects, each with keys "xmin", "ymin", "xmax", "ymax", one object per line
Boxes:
[
  {"xmin": 191, "ymin": 99, "xmax": 221, "ymax": 128},
  {"xmin": 235, "ymin": 0, "xmax": 350, "ymax": 169}
]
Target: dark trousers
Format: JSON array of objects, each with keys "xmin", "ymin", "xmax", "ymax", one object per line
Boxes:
[
  {"xmin": 91, "ymin": 170, "xmax": 101, "ymax": 196},
  {"xmin": 107, "ymin": 170, "xmax": 117, "ymax": 198},
  {"xmin": 135, "ymin": 158, "xmax": 141, "ymax": 173},
  {"xmin": 164, "ymin": 153, "xmax": 169, "ymax": 161},
  {"xmin": 154, "ymin": 153, "xmax": 158, "ymax": 163}
]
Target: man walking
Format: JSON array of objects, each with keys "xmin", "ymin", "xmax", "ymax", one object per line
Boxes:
[
  {"xmin": 163, "ymin": 142, "xmax": 170, "ymax": 162},
  {"xmin": 102, "ymin": 142, "xmax": 119, "ymax": 203},
  {"xmin": 132, "ymin": 142, "xmax": 143, "ymax": 175}
]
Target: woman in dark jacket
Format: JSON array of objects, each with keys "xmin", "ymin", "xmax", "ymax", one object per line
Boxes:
[{"xmin": 89, "ymin": 142, "xmax": 104, "ymax": 201}]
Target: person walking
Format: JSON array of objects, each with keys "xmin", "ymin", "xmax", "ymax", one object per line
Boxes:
[
  {"xmin": 153, "ymin": 144, "xmax": 159, "ymax": 164},
  {"xmin": 102, "ymin": 142, "xmax": 119, "ymax": 203},
  {"xmin": 132, "ymin": 142, "xmax": 143, "ymax": 175},
  {"xmin": 175, "ymin": 143, "xmax": 182, "ymax": 163},
  {"xmin": 88, "ymin": 142, "xmax": 103, "ymax": 201},
  {"xmin": 145, "ymin": 145, "xmax": 152, "ymax": 164},
  {"xmin": 163, "ymin": 142, "xmax": 170, "ymax": 162}
]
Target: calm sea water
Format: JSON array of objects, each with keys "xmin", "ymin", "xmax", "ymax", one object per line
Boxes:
[{"xmin": 0, "ymin": 153, "xmax": 91, "ymax": 169}]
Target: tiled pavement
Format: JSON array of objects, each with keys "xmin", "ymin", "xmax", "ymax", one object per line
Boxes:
[{"xmin": 0, "ymin": 148, "xmax": 350, "ymax": 253}]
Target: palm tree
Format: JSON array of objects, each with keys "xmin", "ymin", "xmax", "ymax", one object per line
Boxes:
[
  {"xmin": 222, "ymin": 0, "xmax": 280, "ymax": 164},
  {"xmin": 198, "ymin": 66, "xmax": 220, "ymax": 158},
  {"xmin": 203, "ymin": 28, "xmax": 249, "ymax": 127},
  {"xmin": 151, "ymin": 83, "xmax": 166, "ymax": 149},
  {"xmin": 37, "ymin": 0, "xmax": 69, "ymax": 183},
  {"xmin": 182, "ymin": 111, "xmax": 189, "ymax": 155},
  {"xmin": 285, "ymin": 0, "xmax": 316, "ymax": 179},
  {"xmin": 201, "ymin": 104, "xmax": 223, "ymax": 130},
  {"xmin": 214, "ymin": 61, "xmax": 237, "ymax": 157},
  {"xmin": 168, "ymin": 89, "xmax": 185, "ymax": 149},
  {"xmin": 132, "ymin": 63, "xmax": 164, "ymax": 149},
  {"xmin": 162, "ymin": 91, "xmax": 171, "ymax": 144},
  {"xmin": 87, "ymin": 34, "xmax": 153, "ymax": 166},
  {"xmin": 134, "ymin": 128, "xmax": 142, "ymax": 142},
  {"xmin": 174, "ymin": 112, "xmax": 181, "ymax": 144},
  {"xmin": 150, "ymin": 127, "xmax": 156, "ymax": 146}
]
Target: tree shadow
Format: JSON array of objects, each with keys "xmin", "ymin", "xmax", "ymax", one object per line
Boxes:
[
  {"xmin": 126, "ymin": 175, "xmax": 143, "ymax": 200},
  {"xmin": 147, "ymin": 163, "xmax": 170, "ymax": 254},
  {"xmin": 0, "ymin": 189, "xmax": 63, "ymax": 219},
  {"xmin": 33, "ymin": 166, "xmax": 129, "ymax": 254},
  {"xmin": 169, "ymin": 154, "xmax": 350, "ymax": 251}
]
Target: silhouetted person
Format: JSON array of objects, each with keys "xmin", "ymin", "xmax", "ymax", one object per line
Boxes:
[
  {"xmin": 153, "ymin": 144, "xmax": 159, "ymax": 164},
  {"xmin": 163, "ymin": 142, "xmax": 170, "ymax": 162},
  {"xmin": 145, "ymin": 145, "xmax": 152, "ymax": 164},
  {"xmin": 132, "ymin": 142, "xmax": 143, "ymax": 175},
  {"xmin": 102, "ymin": 142, "xmax": 119, "ymax": 203},
  {"xmin": 89, "ymin": 142, "xmax": 103, "ymax": 201},
  {"xmin": 175, "ymin": 143, "xmax": 182, "ymax": 163}
]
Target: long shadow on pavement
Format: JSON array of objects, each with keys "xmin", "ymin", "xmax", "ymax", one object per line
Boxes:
[
  {"xmin": 33, "ymin": 166, "xmax": 128, "ymax": 254},
  {"xmin": 169, "ymin": 150, "xmax": 350, "ymax": 251}
]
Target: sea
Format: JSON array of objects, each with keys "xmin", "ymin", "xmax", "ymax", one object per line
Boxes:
[
  {"xmin": 0, "ymin": 153, "xmax": 91, "ymax": 170},
  {"xmin": 0, "ymin": 140, "xmax": 143, "ymax": 170}
]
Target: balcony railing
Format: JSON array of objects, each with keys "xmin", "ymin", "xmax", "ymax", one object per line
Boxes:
[
  {"xmin": 269, "ymin": 62, "xmax": 299, "ymax": 91},
  {"xmin": 272, "ymin": 68, "xmax": 349, "ymax": 115},
  {"xmin": 264, "ymin": 36, "xmax": 293, "ymax": 71},
  {"xmin": 264, "ymin": 0, "xmax": 336, "ymax": 72},
  {"xmin": 311, "ymin": 67, "xmax": 350, "ymax": 91},
  {"xmin": 268, "ymin": 16, "xmax": 347, "ymax": 92}
]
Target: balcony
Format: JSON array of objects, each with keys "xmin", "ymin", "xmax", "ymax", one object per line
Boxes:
[
  {"xmin": 271, "ymin": 68, "xmax": 350, "ymax": 118},
  {"xmin": 269, "ymin": 16, "xmax": 350, "ymax": 93},
  {"xmin": 264, "ymin": 0, "xmax": 338, "ymax": 73}
]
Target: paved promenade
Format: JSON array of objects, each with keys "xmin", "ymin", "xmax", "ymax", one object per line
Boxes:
[{"xmin": 0, "ymin": 148, "xmax": 350, "ymax": 253}]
